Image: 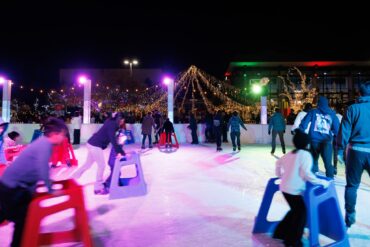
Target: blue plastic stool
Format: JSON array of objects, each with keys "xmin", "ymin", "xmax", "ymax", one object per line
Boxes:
[
  {"xmin": 253, "ymin": 177, "xmax": 350, "ymax": 247},
  {"xmin": 31, "ymin": 129, "xmax": 43, "ymax": 142},
  {"xmin": 304, "ymin": 176, "xmax": 349, "ymax": 247},
  {"xmin": 124, "ymin": 130, "xmax": 135, "ymax": 144},
  {"xmin": 109, "ymin": 151, "xmax": 147, "ymax": 200}
]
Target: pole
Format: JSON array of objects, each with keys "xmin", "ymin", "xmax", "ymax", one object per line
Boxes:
[
  {"xmin": 83, "ymin": 79, "xmax": 91, "ymax": 124},
  {"xmin": 168, "ymin": 80, "xmax": 174, "ymax": 123},
  {"xmin": 261, "ymin": 96, "xmax": 267, "ymax": 124},
  {"xmin": 2, "ymin": 80, "xmax": 11, "ymax": 122}
]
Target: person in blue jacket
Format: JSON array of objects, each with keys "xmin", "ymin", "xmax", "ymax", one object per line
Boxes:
[
  {"xmin": 268, "ymin": 108, "xmax": 286, "ymax": 155},
  {"xmin": 228, "ymin": 111, "xmax": 247, "ymax": 151},
  {"xmin": 337, "ymin": 81, "xmax": 370, "ymax": 228},
  {"xmin": 299, "ymin": 96, "xmax": 340, "ymax": 178}
]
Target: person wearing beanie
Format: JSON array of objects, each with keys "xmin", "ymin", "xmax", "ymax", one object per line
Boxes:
[
  {"xmin": 273, "ymin": 129, "xmax": 330, "ymax": 246},
  {"xmin": 227, "ymin": 111, "xmax": 247, "ymax": 151},
  {"xmin": 299, "ymin": 96, "xmax": 340, "ymax": 178},
  {"xmin": 337, "ymin": 81, "xmax": 370, "ymax": 228},
  {"xmin": 268, "ymin": 108, "xmax": 286, "ymax": 154}
]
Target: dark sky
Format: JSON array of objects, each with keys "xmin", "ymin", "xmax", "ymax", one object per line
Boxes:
[{"xmin": 0, "ymin": 1, "xmax": 369, "ymax": 87}]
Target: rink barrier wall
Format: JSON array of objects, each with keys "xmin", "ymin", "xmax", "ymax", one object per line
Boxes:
[{"xmin": 8, "ymin": 123, "xmax": 295, "ymax": 146}]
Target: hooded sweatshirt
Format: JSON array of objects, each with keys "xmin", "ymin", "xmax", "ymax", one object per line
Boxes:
[
  {"xmin": 337, "ymin": 96, "xmax": 370, "ymax": 154},
  {"xmin": 299, "ymin": 96, "xmax": 340, "ymax": 142}
]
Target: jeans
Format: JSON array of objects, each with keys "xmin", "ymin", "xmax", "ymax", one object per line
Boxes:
[
  {"xmin": 214, "ymin": 127, "xmax": 222, "ymax": 148},
  {"xmin": 191, "ymin": 128, "xmax": 199, "ymax": 144},
  {"xmin": 230, "ymin": 131, "xmax": 241, "ymax": 148},
  {"xmin": 344, "ymin": 148, "xmax": 370, "ymax": 226},
  {"xmin": 273, "ymin": 192, "xmax": 306, "ymax": 247},
  {"xmin": 74, "ymin": 143, "xmax": 106, "ymax": 191},
  {"xmin": 73, "ymin": 129, "xmax": 81, "ymax": 144},
  {"xmin": 310, "ymin": 141, "xmax": 334, "ymax": 178},
  {"xmin": 0, "ymin": 183, "xmax": 33, "ymax": 247},
  {"xmin": 271, "ymin": 130, "xmax": 285, "ymax": 153},
  {"xmin": 142, "ymin": 134, "xmax": 152, "ymax": 147}
]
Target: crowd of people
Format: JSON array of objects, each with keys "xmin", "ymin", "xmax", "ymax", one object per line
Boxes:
[{"xmin": 1, "ymin": 81, "xmax": 370, "ymax": 247}]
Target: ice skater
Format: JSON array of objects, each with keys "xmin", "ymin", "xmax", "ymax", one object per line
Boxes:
[
  {"xmin": 268, "ymin": 108, "xmax": 286, "ymax": 155},
  {"xmin": 227, "ymin": 111, "xmax": 247, "ymax": 151},
  {"xmin": 273, "ymin": 130, "xmax": 329, "ymax": 246},
  {"xmin": 141, "ymin": 112, "xmax": 155, "ymax": 149},
  {"xmin": 213, "ymin": 110, "xmax": 223, "ymax": 151},
  {"xmin": 337, "ymin": 81, "xmax": 370, "ymax": 228},
  {"xmin": 0, "ymin": 118, "xmax": 68, "ymax": 247},
  {"xmin": 299, "ymin": 96, "xmax": 340, "ymax": 178},
  {"xmin": 73, "ymin": 113, "xmax": 126, "ymax": 195},
  {"xmin": 188, "ymin": 113, "xmax": 199, "ymax": 144},
  {"xmin": 163, "ymin": 118, "xmax": 175, "ymax": 148}
]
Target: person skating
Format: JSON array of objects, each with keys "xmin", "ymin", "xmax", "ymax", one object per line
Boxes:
[
  {"xmin": 152, "ymin": 110, "xmax": 163, "ymax": 144},
  {"xmin": 163, "ymin": 118, "xmax": 175, "ymax": 148},
  {"xmin": 213, "ymin": 111, "xmax": 223, "ymax": 151},
  {"xmin": 227, "ymin": 111, "xmax": 247, "ymax": 151},
  {"xmin": 337, "ymin": 81, "xmax": 370, "ymax": 228},
  {"xmin": 268, "ymin": 108, "xmax": 286, "ymax": 155},
  {"xmin": 105, "ymin": 116, "xmax": 127, "ymax": 191},
  {"xmin": 141, "ymin": 112, "xmax": 156, "ymax": 149},
  {"xmin": 188, "ymin": 113, "xmax": 199, "ymax": 144},
  {"xmin": 299, "ymin": 96, "xmax": 340, "ymax": 178},
  {"xmin": 73, "ymin": 113, "xmax": 126, "ymax": 194},
  {"xmin": 273, "ymin": 130, "xmax": 329, "ymax": 247},
  {"xmin": 71, "ymin": 111, "xmax": 82, "ymax": 145},
  {"xmin": 0, "ymin": 118, "xmax": 68, "ymax": 247}
]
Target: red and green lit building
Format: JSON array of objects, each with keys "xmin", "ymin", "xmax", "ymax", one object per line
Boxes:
[{"xmin": 226, "ymin": 61, "xmax": 370, "ymax": 109}]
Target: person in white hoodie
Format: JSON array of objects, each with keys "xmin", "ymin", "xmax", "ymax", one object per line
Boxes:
[
  {"xmin": 273, "ymin": 130, "xmax": 330, "ymax": 247},
  {"xmin": 291, "ymin": 103, "xmax": 312, "ymax": 134}
]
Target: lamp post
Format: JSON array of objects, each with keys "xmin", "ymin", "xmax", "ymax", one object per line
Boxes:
[
  {"xmin": 163, "ymin": 76, "xmax": 174, "ymax": 123},
  {"xmin": 78, "ymin": 76, "xmax": 91, "ymax": 124},
  {"xmin": 252, "ymin": 83, "xmax": 267, "ymax": 124},
  {"xmin": 0, "ymin": 76, "xmax": 11, "ymax": 122},
  {"xmin": 123, "ymin": 59, "xmax": 139, "ymax": 77}
]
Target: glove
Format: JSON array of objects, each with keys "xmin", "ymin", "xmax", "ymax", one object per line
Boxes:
[
  {"xmin": 337, "ymin": 150, "xmax": 345, "ymax": 164},
  {"xmin": 337, "ymin": 154, "xmax": 345, "ymax": 164},
  {"xmin": 283, "ymin": 130, "xmax": 285, "ymax": 133},
  {"xmin": 268, "ymin": 131, "xmax": 271, "ymax": 135},
  {"xmin": 321, "ymin": 180, "xmax": 330, "ymax": 189},
  {"xmin": 291, "ymin": 130, "xmax": 295, "ymax": 135}
]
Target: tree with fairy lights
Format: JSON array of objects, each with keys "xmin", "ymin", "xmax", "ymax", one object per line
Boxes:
[{"xmin": 278, "ymin": 67, "xmax": 318, "ymax": 113}]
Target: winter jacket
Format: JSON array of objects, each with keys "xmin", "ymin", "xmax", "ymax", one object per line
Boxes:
[
  {"xmin": 141, "ymin": 115, "xmax": 155, "ymax": 135},
  {"xmin": 228, "ymin": 115, "xmax": 247, "ymax": 133},
  {"xmin": 163, "ymin": 120, "xmax": 175, "ymax": 133},
  {"xmin": 88, "ymin": 118, "xmax": 125, "ymax": 155},
  {"xmin": 337, "ymin": 96, "xmax": 370, "ymax": 154},
  {"xmin": 268, "ymin": 112, "xmax": 286, "ymax": 132},
  {"xmin": 299, "ymin": 96, "xmax": 339, "ymax": 143}
]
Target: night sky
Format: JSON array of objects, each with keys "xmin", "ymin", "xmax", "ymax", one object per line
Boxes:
[{"xmin": 1, "ymin": 2, "xmax": 369, "ymax": 88}]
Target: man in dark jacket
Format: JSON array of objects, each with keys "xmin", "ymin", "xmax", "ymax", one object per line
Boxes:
[
  {"xmin": 163, "ymin": 118, "xmax": 175, "ymax": 147},
  {"xmin": 188, "ymin": 113, "xmax": 199, "ymax": 144},
  {"xmin": 228, "ymin": 111, "xmax": 247, "ymax": 151},
  {"xmin": 337, "ymin": 81, "xmax": 370, "ymax": 228},
  {"xmin": 213, "ymin": 111, "xmax": 223, "ymax": 151},
  {"xmin": 299, "ymin": 96, "xmax": 340, "ymax": 178},
  {"xmin": 73, "ymin": 113, "xmax": 125, "ymax": 194},
  {"xmin": 268, "ymin": 108, "xmax": 286, "ymax": 155}
]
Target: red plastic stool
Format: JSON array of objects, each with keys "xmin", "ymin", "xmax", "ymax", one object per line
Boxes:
[
  {"xmin": 4, "ymin": 145, "xmax": 27, "ymax": 162},
  {"xmin": 50, "ymin": 139, "xmax": 78, "ymax": 167},
  {"xmin": 21, "ymin": 179, "xmax": 92, "ymax": 247},
  {"xmin": 158, "ymin": 132, "xmax": 179, "ymax": 149}
]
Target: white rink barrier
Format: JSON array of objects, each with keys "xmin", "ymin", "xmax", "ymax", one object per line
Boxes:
[{"xmin": 7, "ymin": 123, "xmax": 294, "ymax": 146}]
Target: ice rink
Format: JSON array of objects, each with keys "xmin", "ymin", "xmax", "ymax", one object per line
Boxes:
[{"xmin": 1, "ymin": 143, "xmax": 369, "ymax": 246}]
